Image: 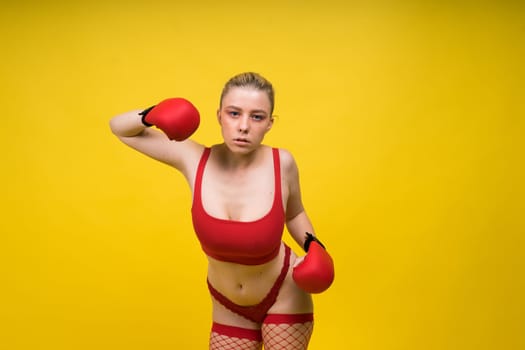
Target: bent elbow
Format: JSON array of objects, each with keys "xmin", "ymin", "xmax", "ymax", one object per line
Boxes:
[{"xmin": 109, "ymin": 117, "xmax": 120, "ymax": 136}]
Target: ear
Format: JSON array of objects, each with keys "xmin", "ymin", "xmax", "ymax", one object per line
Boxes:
[
  {"xmin": 217, "ymin": 109, "xmax": 221, "ymax": 124},
  {"xmin": 266, "ymin": 115, "xmax": 274, "ymax": 131}
]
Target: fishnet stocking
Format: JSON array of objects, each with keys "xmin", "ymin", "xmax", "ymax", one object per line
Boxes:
[
  {"xmin": 262, "ymin": 321, "xmax": 314, "ymax": 350},
  {"xmin": 209, "ymin": 331, "xmax": 262, "ymax": 350}
]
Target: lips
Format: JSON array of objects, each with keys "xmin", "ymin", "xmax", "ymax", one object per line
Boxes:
[{"xmin": 233, "ymin": 138, "xmax": 250, "ymax": 144}]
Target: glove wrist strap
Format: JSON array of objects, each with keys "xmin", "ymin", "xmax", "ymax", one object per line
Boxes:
[
  {"xmin": 139, "ymin": 106, "xmax": 155, "ymax": 127},
  {"xmin": 303, "ymin": 232, "xmax": 326, "ymax": 252}
]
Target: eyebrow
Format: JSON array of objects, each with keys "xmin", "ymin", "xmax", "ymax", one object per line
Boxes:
[{"xmin": 225, "ymin": 105, "xmax": 268, "ymax": 115}]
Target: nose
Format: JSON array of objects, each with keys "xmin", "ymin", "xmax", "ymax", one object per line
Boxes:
[{"xmin": 238, "ymin": 115, "xmax": 249, "ymax": 133}]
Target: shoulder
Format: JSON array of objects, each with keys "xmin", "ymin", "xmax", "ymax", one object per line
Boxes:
[
  {"xmin": 276, "ymin": 147, "xmax": 296, "ymax": 165},
  {"xmin": 174, "ymin": 139, "xmax": 206, "ymax": 161},
  {"xmin": 172, "ymin": 139, "xmax": 206, "ymax": 174},
  {"xmin": 276, "ymin": 147, "xmax": 299, "ymax": 176}
]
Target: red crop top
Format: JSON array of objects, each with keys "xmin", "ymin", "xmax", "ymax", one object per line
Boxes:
[{"xmin": 191, "ymin": 147, "xmax": 285, "ymax": 265}]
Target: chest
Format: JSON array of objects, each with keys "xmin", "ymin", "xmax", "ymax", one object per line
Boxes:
[{"xmin": 201, "ymin": 166, "xmax": 276, "ymax": 222}]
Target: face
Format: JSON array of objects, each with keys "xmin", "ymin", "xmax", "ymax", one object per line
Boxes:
[{"xmin": 217, "ymin": 87, "xmax": 273, "ymax": 153}]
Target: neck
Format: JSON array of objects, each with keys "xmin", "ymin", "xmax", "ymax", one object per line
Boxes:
[{"xmin": 216, "ymin": 143, "xmax": 265, "ymax": 170}]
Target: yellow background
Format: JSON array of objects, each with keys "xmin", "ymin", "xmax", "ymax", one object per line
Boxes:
[{"xmin": 1, "ymin": 1, "xmax": 524, "ymax": 349}]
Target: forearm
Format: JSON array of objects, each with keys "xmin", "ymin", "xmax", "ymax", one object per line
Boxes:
[
  {"xmin": 286, "ymin": 210, "xmax": 315, "ymax": 250},
  {"xmin": 109, "ymin": 109, "xmax": 146, "ymax": 138}
]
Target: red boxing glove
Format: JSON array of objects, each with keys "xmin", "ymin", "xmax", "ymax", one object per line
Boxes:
[
  {"xmin": 140, "ymin": 98, "xmax": 200, "ymax": 141},
  {"xmin": 292, "ymin": 233, "xmax": 335, "ymax": 294}
]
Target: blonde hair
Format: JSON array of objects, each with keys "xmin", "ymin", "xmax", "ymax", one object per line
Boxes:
[{"xmin": 220, "ymin": 72, "xmax": 275, "ymax": 115}]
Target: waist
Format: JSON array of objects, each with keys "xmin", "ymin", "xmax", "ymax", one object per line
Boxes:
[{"xmin": 207, "ymin": 243, "xmax": 292, "ymax": 306}]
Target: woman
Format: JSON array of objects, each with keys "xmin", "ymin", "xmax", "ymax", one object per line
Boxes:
[{"xmin": 110, "ymin": 72, "xmax": 330, "ymax": 349}]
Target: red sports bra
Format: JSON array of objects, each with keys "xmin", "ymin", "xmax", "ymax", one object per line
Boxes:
[{"xmin": 191, "ymin": 147, "xmax": 285, "ymax": 265}]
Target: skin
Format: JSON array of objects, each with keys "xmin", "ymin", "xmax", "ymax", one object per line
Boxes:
[{"xmin": 109, "ymin": 86, "xmax": 314, "ymax": 331}]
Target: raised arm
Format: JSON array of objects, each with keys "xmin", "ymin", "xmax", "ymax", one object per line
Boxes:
[{"xmin": 109, "ymin": 107, "xmax": 204, "ymax": 180}]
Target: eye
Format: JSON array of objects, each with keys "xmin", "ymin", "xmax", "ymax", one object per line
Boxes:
[
  {"xmin": 228, "ymin": 111, "xmax": 240, "ymax": 117},
  {"xmin": 252, "ymin": 114, "xmax": 265, "ymax": 121}
]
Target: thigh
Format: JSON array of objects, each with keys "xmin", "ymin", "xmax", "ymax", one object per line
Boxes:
[
  {"xmin": 210, "ymin": 322, "xmax": 263, "ymax": 350},
  {"xmin": 262, "ymin": 314, "xmax": 314, "ymax": 350},
  {"xmin": 210, "ymin": 296, "xmax": 264, "ymax": 350}
]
